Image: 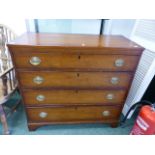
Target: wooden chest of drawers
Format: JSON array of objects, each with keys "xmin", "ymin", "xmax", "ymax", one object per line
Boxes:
[{"xmin": 7, "ymin": 33, "xmax": 144, "ymax": 131}]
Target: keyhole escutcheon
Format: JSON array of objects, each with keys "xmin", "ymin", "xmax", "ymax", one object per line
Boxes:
[
  {"xmin": 77, "ymin": 73, "xmax": 80, "ymax": 77},
  {"xmin": 78, "ymin": 55, "xmax": 81, "ymax": 59}
]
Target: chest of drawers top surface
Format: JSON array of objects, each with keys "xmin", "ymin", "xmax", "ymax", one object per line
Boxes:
[{"xmin": 8, "ymin": 33, "xmax": 143, "ymax": 53}]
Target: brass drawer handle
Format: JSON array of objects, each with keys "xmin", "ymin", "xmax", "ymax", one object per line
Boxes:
[
  {"xmin": 39, "ymin": 112, "xmax": 48, "ymax": 118},
  {"xmin": 33, "ymin": 76, "xmax": 44, "ymax": 84},
  {"xmin": 111, "ymin": 77, "xmax": 119, "ymax": 85},
  {"xmin": 115, "ymin": 59, "xmax": 124, "ymax": 67},
  {"xmin": 30, "ymin": 56, "xmax": 41, "ymax": 66},
  {"xmin": 106, "ymin": 94, "xmax": 114, "ymax": 100},
  {"xmin": 36, "ymin": 95, "xmax": 45, "ymax": 101},
  {"xmin": 102, "ymin": 110, "xmax": 110, "ymax": 117}
]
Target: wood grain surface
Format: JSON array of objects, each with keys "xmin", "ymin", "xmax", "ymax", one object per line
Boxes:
[
  {"xmin": 17, "ymin": 71, "xmax": 133, "ymax": 89},
  {"xmin": 26, "ymin": 105, "xmax": 122, "ymax": 122},
  {"xmin": 22, "ymin": 89, "xmax": 127, "ymax": 105},
  {"xmin": 7, "ymin": 33, "xmax": 144, "ymax": 130},
  {"xmin": 8, "ymin": 33, "xmax": 143, "ymax": 50},
  {"xmin": 12, "ymin": 52, "xmax": 140, "ymax": 71}
]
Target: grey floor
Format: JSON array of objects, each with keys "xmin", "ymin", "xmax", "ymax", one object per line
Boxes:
[{"xmin": 0, "ymin": 92, "xmax": 135, "ymax": 135}]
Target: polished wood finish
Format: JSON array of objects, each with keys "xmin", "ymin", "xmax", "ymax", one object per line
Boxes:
[
  {"xmin": 28, "ymin": 120, "xmax": 119, "ymax": 131},
  {"xmin": 26, "ymin": 105, "xmax": 122, "ymax": 122},
  {"xmin": 8, "ymin": 33, "xmax": 143, "ymax": 51},
  {"xmin": 7, "ymin": 33, "xmax": 144, "ymax": 131},
  {"xmin": 12, "ymin": 52, "xmax": 140, "ymax": 71},
  {"xmin": 22, "ymin": 89, "xmax": 127, "ymax": 105},
  {"xmin": 18, "ymin": 71, "xmax": 133, "ymax": 89},
  {"xmin": 9, "ymin": 46, "xmax": 142, "ymax": 55}
]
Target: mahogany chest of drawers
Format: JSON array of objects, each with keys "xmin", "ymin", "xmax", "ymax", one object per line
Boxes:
[{"xmin": 7, "ymin": 33, "xmax": 144, "ymax": 131}]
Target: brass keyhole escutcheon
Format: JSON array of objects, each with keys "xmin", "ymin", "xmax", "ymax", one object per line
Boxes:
[{"xmin": 74, "ymin": 106, "xmax": 78, "ymax": 110}]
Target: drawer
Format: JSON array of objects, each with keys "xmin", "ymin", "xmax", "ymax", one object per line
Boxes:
[
  {"xmin": 13, "ymin": 52, "xmax": 139, "ymax": 71},
  {"xmin": 18, "ymin": 71, "xmax": 132, "ymax": 89},
  {"xmin": 26, "ymin": 105, "xmax": 122, "ymax": 122},
  {"xmin": 22, "ymin": 89, "xmax": 127, "ymax": 105}
]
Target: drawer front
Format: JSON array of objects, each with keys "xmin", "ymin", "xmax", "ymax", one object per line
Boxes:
[
  {"xmin": 22, "ymin": 89, "xmax": 127, "ymax": 105},
  {"xmin": 18, "ymin": 71, "xmax": 132, "ymax": 89},
  {"xmin": 13, "ymin": 52, "xmax": 139, "ymax": 71},
  {"xmin": 26, "ymin": 106, "xmax": 122, "ymax": 122}
]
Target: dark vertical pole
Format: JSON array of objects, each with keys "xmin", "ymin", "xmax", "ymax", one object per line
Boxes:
[
  {"xmin": 100, "ymin": 19, "xmax": 104, "ymax": 35},
  {"xmin": 34, "ymin": 19, "xmax": 39, "ymax": 33}
]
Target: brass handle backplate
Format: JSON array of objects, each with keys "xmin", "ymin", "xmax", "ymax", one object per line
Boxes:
[
  {"xmin": 36, "ymin": 95, "xmax": 45, "ymax": 101},
  {"xmin": 39, "ymin": 112, "xmax": 48, "ymax": 118},
  {"xmin": 106, "ymin": 94, "xmax": 114, "ymax": 100},
  {"xmin": 102, "ymin": 110, "xmax": 110, "ymax": 117},
  {"xmin": 30, "ymin": 56, "xmax": 41, "ymax": 66},
  {"xmin": 115, "ymin": 59, "xmax": 124, "ymax": 67},
  {"xmin": 111, "ymin": 77, "xmax": 119, "ymax": 85},
  {"xmin": 33, "ymin": 76, "xmax": 44, "ymax": 84}
]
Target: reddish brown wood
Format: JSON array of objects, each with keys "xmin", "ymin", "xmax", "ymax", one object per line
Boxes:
[
  {"xmin": 26, "ymin": 105, "xmax": 122, "ymax": 122},
  {"xmin": 7, "ymin": 33, "xmax": 144, "ymax": 131},
  {"xmin": 12, "ymin": 52, "xmax": 140, "ymax": 71},
  {"xmin": 7, "ymin": 33, "xmax": 144, "ymax": 52},
  {"xmin": 17, "ymin": 71, "xmax": 133, "ymax": 89},
  {"xmin": 28, "ymin": 120, "xmax": 120, "ymax": 131},
  {"xmin": 22, "ymin": 89, "xmax": 127, "ymax": 106},
  {"xmin": 110, "ymin": 123, "xmax": 119, "ymax": 128},
  {"xmin": 28, "ymin": 124, "xmax": 39, "ymax": 131}
]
